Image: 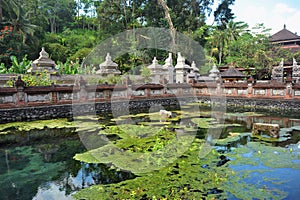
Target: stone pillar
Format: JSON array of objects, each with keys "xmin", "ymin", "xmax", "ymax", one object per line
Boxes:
[
  {"xmin": 127, "ymin": 82, "xmax": 132, "ymax": 99},
  {"xmin": 15, "ymin": 76, "xmax": 26, "ymax": 106},
  {"xmin": 148, "ymin": 57, "xmax": 164, "ymax": 84},
  {"xmin": 247, "ymin": 77, "xmax": 254, "ymax": 98},
  {"xmin": 163, "ymin": 53, "xmax": 174, "ymax": 84},
  {"xmin": 146, "ymin": 88, "xmax": 151, "ymax": 97},
  {"xmin": 216, "ymin": 82, "xmax": 221, "ymax": 96},
  {"xmin": 271, "ymin": 59, "xmax": 284, "ymax": 82},
  {"xmin": 79, "ymin": 76, "xmax": 87, "ymax": 101},
  {"xmin": 104, "ymin": 90, "xmax": 111, "ymax": 100},
  {"xmin": 175, "ymin": 52, "xmax": 190, "ymax": 83},
  {"xmin": 292, "ymin": 58, "xmax": 300, "ymax": 83},
  {"xmin": 285, "ymin": 77, "xmax": 293, "ymax": 99},
  {"xmin": 51, "ymin": 83, "xmax": 58, "ymax": 103}
]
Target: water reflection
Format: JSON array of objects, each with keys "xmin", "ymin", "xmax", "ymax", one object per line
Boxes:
[
  {"xmin": 0, "ymin": 106, "xmax": 300, "ymax": 199},
  {"xmin": 0, "ymin": 137, "xmax": 135, "ymax": 200}
]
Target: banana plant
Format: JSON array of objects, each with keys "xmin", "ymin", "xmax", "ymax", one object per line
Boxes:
[{"xmin": 8, "ymin": 55, "xmax": 32, "ymax": 74}]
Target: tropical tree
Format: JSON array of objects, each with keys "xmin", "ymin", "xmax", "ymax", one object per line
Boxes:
[
  {"xmin": 206, "ymin": 21, "xmax": 248, "ymax": 65},
  {"xmin": 224, "ymin": 24, "xmax": 273, "ymax": 78},
  {"xmin": 0, "ymin": 0, "xmax": 19, "ymax": 22},
  {"xmin": 213, "ymin": 0, "xmax": 235, "ymax": 25},
  {"xmin": 0, "ymin": 0, "xmax": 38, "ymax": 65}
]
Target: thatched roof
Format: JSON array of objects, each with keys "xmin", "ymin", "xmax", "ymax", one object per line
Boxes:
[
  {"xmin": 271, "ymin": 25, "xmax": 300, "ymax": 43},
  {"xmin": 221, "ymin": 67, "xmax": 246, "ymax": 78}
]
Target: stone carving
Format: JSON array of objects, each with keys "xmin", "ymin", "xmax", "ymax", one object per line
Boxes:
[
  {"xmin": 96, "ymin": 53, "xmax": 121, "ymax": 76},
  {"xmin": 292, "ymin": 58, "xmax": 300, "ymax": 82},
  {"xmin": 252, "ymin": 123, "xmax": 280, "ymax": 138},
  {"xmin": 271, "ymin": 59, "xmax": 284, "ymax": 82}
]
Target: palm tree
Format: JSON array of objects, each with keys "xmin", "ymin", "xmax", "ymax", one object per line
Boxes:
[
  {"xmin": 0, "ymin": 0, "xmax": 36, "ymax": 43},
  {"xmin": 208, "ymin": 21, "xmax": 248, "ymax": 65},
  {"xmin": 226, "ymin": 21, "xmax": 249, "ymax": 41},
  {"xmin": 0, "ymin": 0, "xmax": 18, "ymax": 22},
  {"xmin": 11, "ymin": 5, "xmax": 37, "ymax": 43}
]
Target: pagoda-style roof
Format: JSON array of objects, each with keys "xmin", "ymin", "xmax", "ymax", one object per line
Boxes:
[
  {"xmin": 221, "ymin": 66, "xmax": 246, "ymax": 78},
  {"xmin": 271, "ymin": 25, "xmax": 300, "ymax": 43},
  {"xmin": 96, "ymin": 53, "xmax": 121, "ymax": 75},
  {"xmin": 27, "ymin": 47, "xmax": 58, "ymax": 74}
]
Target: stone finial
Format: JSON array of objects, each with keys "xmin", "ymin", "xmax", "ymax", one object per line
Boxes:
[
  {"xmin": 191, "ymin": 61, "xmax": 199, "ymax": 73},
  {"xmin": 293, "ymin": 58, "xmax": 297, "ymax": 66},
  {"xmin": 147, "ymin": 57, "xmax": 163, "ymax": 84},
  {"xmin": 100, "ymin": 53, "xmax": 118, "ymax": 68},
  {"xmin": 165, "ymin": 53, "xmax": 173, "ymax": 66},
  {"xmin": 152, "ymin": 57, "xmax": 158, "ymax": 65},
  {"xmin": 209, "ymin": 64, "xmax": 219, "ymax": 74},
  {"xmin": 175, "ymin": 52, "xmax": 190, "ymax": 70},
  {"xmin": 209, "ymin": 64, "xmax": 220, "ymax": 79},
  {"xmin": 177, "ymin": 52, "xmax": 185, "ymax": 65},
  {"xmin": 148, "ymin": 57, "xmax": 162, "ymax": 69},
  {"xmin": 39, "ymin": 47, "xmax": 48, "ymax": 59}
]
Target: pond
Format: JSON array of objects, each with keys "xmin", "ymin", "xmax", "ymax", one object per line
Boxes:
[{"xmin": 0, "ymin": 102, "xmax": 299, "ymax": 199}]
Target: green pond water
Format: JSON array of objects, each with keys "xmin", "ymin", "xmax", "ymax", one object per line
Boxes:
[{"xmin": 0, "ymin": 103, "xmax": 300, "ymax": 200}]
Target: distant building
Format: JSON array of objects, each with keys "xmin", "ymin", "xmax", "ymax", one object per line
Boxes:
[
  {"xmin": 220, "ymin": 66, "xmax": 246, "ymax": 82},
  {"xmin": 270, "ymin": 24, "xmax": 300, "ymax": 53}
]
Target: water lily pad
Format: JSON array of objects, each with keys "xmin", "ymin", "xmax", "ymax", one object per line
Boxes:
[{"xmin": 191, "ymin": 118, "xmax": 215, "ymax": 129}]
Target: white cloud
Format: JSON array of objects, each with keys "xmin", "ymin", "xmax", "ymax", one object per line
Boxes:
[
  {"xmin": 270, "ymin": 3, "xmax": 300, "ymax": 34},
  {"xmin": 273, "ymin": 3, "xmax": 297, "ymax": 14}
]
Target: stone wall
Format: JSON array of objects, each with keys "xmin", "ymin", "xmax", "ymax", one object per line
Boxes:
[
  {"xmin": 1, "ymin": 77, "xmax": 300, "ymax": 123},
  {"xmin": 1, "ymin": 96, "xmax": 299, "ymax": 124}
]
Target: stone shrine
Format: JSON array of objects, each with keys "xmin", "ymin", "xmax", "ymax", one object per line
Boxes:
[
  {"xmin": 208, "ymin": 64, "xmax": 220, "ymax": 80},
  {"xmin": 27, "ymin": 47, "xmax": 58, "ymax": 75},
  {"xmin": 147, "ymin": 57, "xmax": 164, "ymax": 83},
  {"xmin": 162, "ymin": 53, "xmax": 175, "ymax": 83},
  {"xmin": 175, "ymin": 52, "xmax": 191, "ymax": 83},
  {"xmin": 96, "ymin": 53, "xmax": 121, "ymax": 76},
  {"xmin": 187, "ymin": 61, "xmax": 200, "ymax": 83}
]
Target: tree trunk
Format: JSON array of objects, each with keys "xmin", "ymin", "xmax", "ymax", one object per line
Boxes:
[
  {"xmin": 49, "ymin": 18, "xmax": 56, "ymax": 33},
  {"xmin": 218, "ymin": 47, "xmax": 223, "ymax": 65},
  {"xmin": 158, "ymin": 0, "xmax": 176, "ymax": 51}
]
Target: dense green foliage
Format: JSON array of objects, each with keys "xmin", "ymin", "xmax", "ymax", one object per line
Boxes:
[{"xmin": 0, "ymin": 0, "xmax": 299, "ymax": 78}]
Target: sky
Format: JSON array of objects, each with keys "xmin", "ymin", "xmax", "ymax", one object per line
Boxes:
[{"xmin": 208, "ymin": 0, "xmax": 300, "ymax": 35}]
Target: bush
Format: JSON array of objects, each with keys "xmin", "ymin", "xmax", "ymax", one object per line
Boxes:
[
  {"xmin": 6, "ymin": 71, "xmax": 53, "ymax": 86},
  {"xmin": 68, "ymin": 48, "xmax": 92, "ymax": 63},
  {"xmin": 43, "ymin": 43, "xmax": 69, "ymax": 63}
]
